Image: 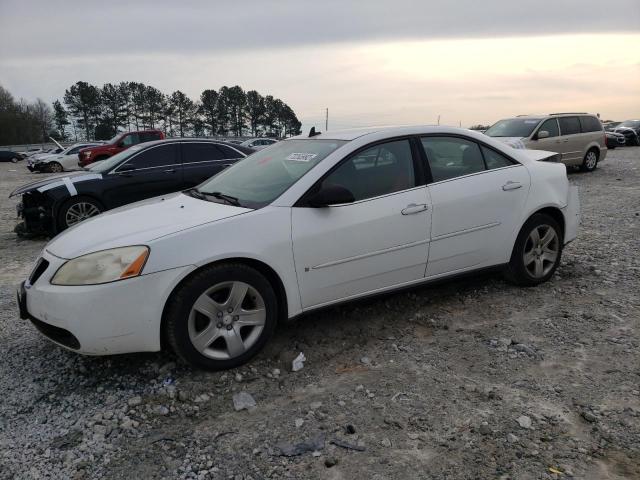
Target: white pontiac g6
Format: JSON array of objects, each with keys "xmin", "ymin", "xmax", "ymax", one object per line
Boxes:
[{"xmin": 18, "ymin": 126, "xmax": 580, "ymax": 369}]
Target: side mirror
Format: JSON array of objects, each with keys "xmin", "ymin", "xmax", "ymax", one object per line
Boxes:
[
  {"xmin": 536, "ymin": 130, "xmax": 550, "ymax": 139},
  {"xmin": 307, "ymin": 184, "xmax": 355, "ymax": 207},
  {"xmin": 117, "ymin": 142, "xmax": 125, "ymax": 148}
]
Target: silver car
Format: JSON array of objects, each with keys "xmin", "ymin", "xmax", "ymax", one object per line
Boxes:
[{"xmin": 485, "ymin": 113, "xmax": 607, "ymax": 172}]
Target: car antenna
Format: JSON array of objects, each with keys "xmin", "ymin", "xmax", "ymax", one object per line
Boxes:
[{"xmin": 309, "ymin": 127, "xmax": 321, "ymax": 137}]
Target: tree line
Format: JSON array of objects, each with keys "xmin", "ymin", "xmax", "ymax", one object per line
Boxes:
[
  {"xmin": 0, "ymin": 82, "xmax": 301, "ymax": 146},
  {"xmin": 0, "ymin": 86, "xmax": 53, "ymax": 146},
  {"xmin": 57, "ymin": 81, "xmax": 301, "ymax": 141}
]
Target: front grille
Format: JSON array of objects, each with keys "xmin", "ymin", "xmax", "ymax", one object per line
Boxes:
[
  {"xmin": 29, "ymin": 258, "xmax": 49, "ymax": 285},
  {"xmin": 29, "ymin": 317, "xmax": 80, "ymax": 350}
]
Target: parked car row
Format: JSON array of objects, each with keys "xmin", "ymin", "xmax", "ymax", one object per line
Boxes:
[
  {"xmin": 16, "ymin": 125, "xmax": 579, "ymax": 370},
  {"xmin": 11, "ymin": 139, "xmax": 255, "ymax": 234}
]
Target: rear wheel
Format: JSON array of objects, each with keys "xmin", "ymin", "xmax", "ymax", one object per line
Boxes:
[
  {"xmin": 164, "ymin": 263, "xmax": 278, "ymax": 370},
  {"xmin": 47, "ymin": 162, "xmax": 63, "ymax": 173},
  {"xmin": 10, "ymin": 157, "xmax": 18, "ymax": 163},
  {"xmin": 504, "ymin": 213, "xmax": 562, "ymax": 286},
  {"xmin": 57, "ymin": 196, "xmax": 103, "ymax": 231},
  {"xmin": 580, "ymin": 149, "xmax": 598, "ymax": 172}
]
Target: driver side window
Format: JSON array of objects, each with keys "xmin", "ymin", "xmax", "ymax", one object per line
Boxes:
[
  {"xmin": 538, "ymin": 119, "xmax": 559, "ymax": 138},
  {"xmin": 321, "ymin": 139, "xmax": 416, "ymax": 201}
]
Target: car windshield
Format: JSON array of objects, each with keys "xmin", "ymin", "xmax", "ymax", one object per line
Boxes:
[
  {"xmin": 195, "ymin": 139, "xmax": 347, "ymax": 209},
  {"xmin": 618, "ymin": 120, "xmax": 640, "ymax": 128},
  {"xmin": 106, "ymin": 133, "xmax": 122, "ymax": 144},
  {"xmin": 87, "ymin": 145, "xmax": 144, "ymax": 173},
  {"xmin": 485, "ymin": 118, "xmax": 542, "ymax": 138}
]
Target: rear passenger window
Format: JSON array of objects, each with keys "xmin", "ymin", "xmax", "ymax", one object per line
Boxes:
[
  {"xmin": 421, "ymin": 137, "xmax": 484, "ymax": 182},
  {"xmin": 579, "ymin": 116, "xmax": 602, "ymax": 133},
  {"xmin": 481, "ymin": 146, "xmax": 515, "ymax": 169},
  {"xmin": 124, "ymin": 144, "xmax": 178, "ymax": 170},
  {"xmin": 322, "ymin": 139, "xmax": 415, "ymax": 201},
  {"xmin": 538, "ymin": 119, "xmax": 559, "ymax": 138},
  {"xmin": 182, "ymin": 143, "xmax": 224, "ymax": 162},
  {"xmin": 218, "ymin": 145, "xmax": 243, "ymax": 159},
  {"xmin": 558, "ymin": 117, "xmax": 581, "ymax": 135}
]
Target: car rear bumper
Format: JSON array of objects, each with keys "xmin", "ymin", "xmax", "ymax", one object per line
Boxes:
[
  {"xmin": 562, "ymin": 186, "xmax": 580, "ymax": 244},
  {"xmin": 19, "ymin": 250, "xmax": 192, "ymax": 355}
]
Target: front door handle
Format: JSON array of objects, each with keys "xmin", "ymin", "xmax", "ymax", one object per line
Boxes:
[
  {"xmin": 401, "ymin": 203, "xmax": 428, "ymax": 215},
  {"xmin": 502, "ymin": 181, "xmax": 522, "ymax": 191},
  {"xmin": 164, "ymin": 169, "xmax": 176, "ymax": 174}
]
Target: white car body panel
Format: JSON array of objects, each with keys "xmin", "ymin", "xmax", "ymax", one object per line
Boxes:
[
  {"xmin": 22, "ymin": 125, "xmax": 580, "ymax": 356},
  {"xmin": 292, "ymin": 186, "xmax": 431, "ymax": 308},
  {"xmin": 426, "ymin": 164, "xmax": 531, "ymax": 276}
]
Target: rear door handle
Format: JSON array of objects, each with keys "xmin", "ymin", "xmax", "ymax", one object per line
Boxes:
[
  {"xmin": 401, "ymin": 203, "xmax": 428, "ymax": 215},
  {"xmin": 164, "ymin": 169, "xmax": 177, "ymax": 174},
  {"xmin": 502, "ymin": 181, "xmax": 522, "ymax": 191}
]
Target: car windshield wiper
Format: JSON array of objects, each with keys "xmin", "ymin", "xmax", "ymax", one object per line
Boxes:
[
  {"xmin": 202, "ymin": 191, "xmax": 242, "ymax": 206},
  {"xmin": 185, "ymin": 187, "xmax": 207, "ymax": 200}
]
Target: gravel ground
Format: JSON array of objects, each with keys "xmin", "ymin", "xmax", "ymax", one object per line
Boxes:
[{"xmin": 0, "ymin": 149, "xmax": 639, "ymax": 480}]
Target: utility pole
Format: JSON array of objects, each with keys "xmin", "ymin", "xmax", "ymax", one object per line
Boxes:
[
  {"xmin": 437, "ymin": 115, "xmax": 440, "ymax": 126},
  {"xmin": 325, "ymin": 108, "xmax": 328, "ymax": 131}
]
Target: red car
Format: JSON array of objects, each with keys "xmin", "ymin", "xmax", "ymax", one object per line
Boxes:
[{"xmin": 78, "ymin": 130, "xmax": 165, "ymax": 167}]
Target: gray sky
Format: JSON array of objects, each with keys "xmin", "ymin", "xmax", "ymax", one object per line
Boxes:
[{"xmin": 1, "ymin": 0, "xmax": 638, "ymax": 129}]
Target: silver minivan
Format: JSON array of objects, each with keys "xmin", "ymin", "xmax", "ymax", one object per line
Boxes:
[{"xmin": 485, "ymin": 113, "xmax": 607, "ymax": 172}]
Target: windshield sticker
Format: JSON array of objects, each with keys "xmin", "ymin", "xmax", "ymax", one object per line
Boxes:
[
  {"xmin": 524, "ymin": 120, "xmax": 538, "ymax": 124},
  {"xmin": 286, "ymin": 153, "xmax": 317, "ymax": 162}
]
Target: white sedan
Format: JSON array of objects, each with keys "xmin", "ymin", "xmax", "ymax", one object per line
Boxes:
[{"xmin": 18, "ymin": 126, "xmax": 579, "ymax": 370}]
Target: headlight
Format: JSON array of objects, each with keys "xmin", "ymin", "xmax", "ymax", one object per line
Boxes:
[{"xmin": 51, "ymin": 246, "xmax": 149, "ymax": 286}]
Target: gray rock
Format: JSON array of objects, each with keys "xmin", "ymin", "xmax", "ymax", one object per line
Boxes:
[
  {"xmin": 127, "ymin": 396, "xmax": 142, "ymax": 407},
  {"xmin": 516, "ymin": 415, "xmax": 532, "ymax": 429},
  {"xmin": 232, "ymin": 392, "xmax": 256, "ymax": 411}
]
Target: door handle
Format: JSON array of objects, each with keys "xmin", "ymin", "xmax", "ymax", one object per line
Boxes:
[
  {"xmin": 401, "ymin": 203, "xmax": 428, "ymax": 215},
  {"xmin": 163, "ymin": 169, "xmax": 176, "ymax": 174},
  {"xmin": 502, "ymin": 181, "xmax": 522, "ymax": 191}
]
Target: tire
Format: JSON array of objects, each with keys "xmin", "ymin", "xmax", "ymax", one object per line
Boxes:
[
  {"xmin": 56, "ymin": 196, "xmax": 103, "ymax": 231},
  {"xmin": 10, "ymin": 157, "xmax": 18, "ymax": 163},
  {"xmin": 47, "ymin": 162, "xmax": 63, "ymax": 173},
  {"xmin": 164, "ymin": 263, "xmax": 278, "ymax": 370},
  {"xmin": 580, "ymin": 149, "xmax": 598, "ymax": 172},
  {"xmin": 504, "ymin": 213, "xmax": 563, "ymax": 287}
]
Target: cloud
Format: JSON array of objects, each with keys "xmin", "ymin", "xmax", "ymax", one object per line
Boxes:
[{"xmin": 0, "ymin": 0, "xmax": 638, "ymax": 60}]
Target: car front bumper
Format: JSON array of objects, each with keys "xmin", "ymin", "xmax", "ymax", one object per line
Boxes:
[{"xmin": 18, "ymin": 250, "xmax": 192, "ymax": 355}]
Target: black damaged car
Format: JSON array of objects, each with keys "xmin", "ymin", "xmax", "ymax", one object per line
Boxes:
[{"xmin": 10, "ymin": 138, "xmax": 254, "ymax": 235}]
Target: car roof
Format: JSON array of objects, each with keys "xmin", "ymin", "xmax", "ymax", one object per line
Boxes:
[
  {"xmin": 289, "ymin": 125, "xmax": 496, "ymax": 141},
  {"xmin": 124, "ymin": 137, "xmax": 256, "ymax": 155}
]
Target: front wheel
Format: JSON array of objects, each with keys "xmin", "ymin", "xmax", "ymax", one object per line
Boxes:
[
  {"xmin": 47, "ymin": 161, "xmax": 63, "ymax": 173},
  {"xmin": 580, "ymin": 149, "xmax": 598, "ymax": 172},
  {"xmin": 164, "ymin": 263, "xmax": 278, "ymax": 370},
  {"xmin": 504, "ymin": 213, "xmax": 562, "ymax": 286},
  {"xmin": 10, "ymin": 157, "xmax": 18, "ymax": 163},
  {"xmin": 57, "ymin": 196, "xmax": 103, "ymax": 231}
]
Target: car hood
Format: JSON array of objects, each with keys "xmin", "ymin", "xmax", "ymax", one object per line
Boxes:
[
  {"xmin": 46, "ymin": 192, "xmax": 252, "ymax": 259},
  {"xmin": 9, "ymin": 171, "xmax": 102, "ymax": 197},
  {"xmin": 491, "ymin": 137, "xmax": 527, "ymax": 149}
]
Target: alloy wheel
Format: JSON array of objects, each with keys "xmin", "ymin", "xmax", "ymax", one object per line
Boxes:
[
  {"xmin": 523, "ymin": 224, "xmax": 559, "ymax": 278},
  {"xmin": 188, "ymin": 281, "xmax": 266, "ymax": 360},
  {"xmin": 585, "ymin": 151, "xmax": 597, "ymax": 170},
  {"xmin": 65, "ymin": 202, "xmax": 101, "ymax": 226}
]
